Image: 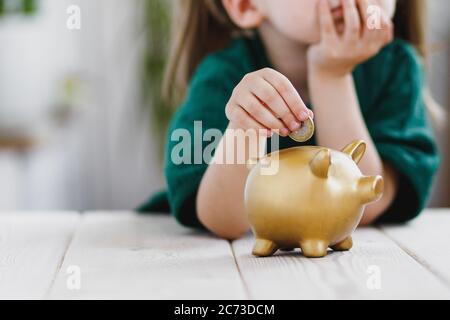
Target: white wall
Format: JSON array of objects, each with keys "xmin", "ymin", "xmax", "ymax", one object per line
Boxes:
[
  {"xmin": 0, "ymin": 0, "xmax": 164, "ymax": 211},
  {"xmin": 427, "ymin": 0, "xmax": 450, "ymax": 206},
  {"xmin": 68, "ymin": 0, "xmax": 164, "ymax": 210}
]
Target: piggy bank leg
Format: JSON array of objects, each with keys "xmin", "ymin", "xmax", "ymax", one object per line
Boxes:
[
  {"xmin": 300, "ymin": 240, "xmax": 329, "ymax": 258},
  {"xmin": 331, "ymin": 236, "xmax": 353, "ymax": 251},
  {"xmin": 252, "ymin": 239, "xmax": 279, "ymax": 257}
]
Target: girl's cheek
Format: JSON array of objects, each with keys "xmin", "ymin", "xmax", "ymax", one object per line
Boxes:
[
  {"xmin": 263, "ymin": 0, "xmax": 323, "ymax": 44},
  {"xmin": 276, "ymin": 11, "xmax": 321, "ymax": 43}
]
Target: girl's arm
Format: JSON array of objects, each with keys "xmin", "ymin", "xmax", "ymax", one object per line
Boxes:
[
  {"xmin": 197, "ymin": 69, "xmax": 313, "ymax": 240},
  {"xmin": 197, "ymin": 122, "xmax": 262, "ymax": 240},
  {"xmin": 307, "ymin": 0, "xmax": 399, "ymax": 224},
  {"xmin": 308, "ymin": 71, "xmax": 399, "ymax": 225}
]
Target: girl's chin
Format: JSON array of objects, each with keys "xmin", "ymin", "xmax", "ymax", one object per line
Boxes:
[{"xmin": 288, "ymin": 31, "xmax": 321, "ymax": 45}]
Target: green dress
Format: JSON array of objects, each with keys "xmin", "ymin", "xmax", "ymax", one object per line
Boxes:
[{"xmin": 139, "ymin": 34, "xmax": 441, "ymax": 230}]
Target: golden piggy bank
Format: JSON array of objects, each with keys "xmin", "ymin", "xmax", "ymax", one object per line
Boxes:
[{"xmin": 245, "ymin": 140, "xmax": 384, "ymax": 258}]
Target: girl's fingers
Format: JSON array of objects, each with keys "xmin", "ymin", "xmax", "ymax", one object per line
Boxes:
[
  {"xmin": 380, "ymin": 11, "xmax": 394, "ymax": 43},
  {"xmin": 238, "ymin": 93, "xmax": 290, "ymax": 136},
  {"xmin": 226, "ymin": 104, "xmax": 271, "ymax": 136},
  {"xmin": 318, "ymin": 0, "xmax": 338, "ymax": 44},
  {"xmin": 368, "ymin": 11, "xmax": 392, "ymax": 43},
  {"xmin": 358, "ymin": 0, "xmax": 392, "ymax": 33},
  {"xmin": 250, "ymin": 74, "xmax": 303, "ymax": 133},
  {"xmin": 359, "ymin": 0, "xmax": 393, "ymax": 49},
  {"xmin": 342, "ymin": 0, "xmax": 361, "ymax": 42},
  {"xmin": 260, "ymin": 68, "xmax": 311, "ymax": 124},
  {"xmin": 356, "ymin": 0, "xmax": 371, "ymax": 27}
]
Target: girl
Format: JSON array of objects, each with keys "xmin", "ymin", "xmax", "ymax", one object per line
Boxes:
[{"xmin": 141, "ymin": 0, "xmax": 440, "ymax": 240}]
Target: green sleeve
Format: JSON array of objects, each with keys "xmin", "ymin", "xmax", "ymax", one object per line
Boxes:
[
  {"xmin": 137, "ymin": 190, "xmax": 170, "ymax": 213},
  {"xmin": 164, "ymin": 55, "xmax": 243, "ymax": 229},
  {"xmin": 365, "ymin": 42, "xmax": 441, "ymax": 223}
]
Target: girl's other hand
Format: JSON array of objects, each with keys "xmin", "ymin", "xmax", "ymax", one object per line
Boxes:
[
  {"xmin": 225, "ymin": 68, "xmax": 314, "ymax": 137},
  {"xmin": 308, "ymin": 0, "xmax": 394, "ymax": 77}
]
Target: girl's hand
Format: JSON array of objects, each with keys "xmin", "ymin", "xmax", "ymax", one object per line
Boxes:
[
  {"xmin": 225, "ymin": 68, "xmax": 314, "ymax": 137},
  {"xmin": 307, "ymin": 0, "xmax": 394, "ymax": 77}
]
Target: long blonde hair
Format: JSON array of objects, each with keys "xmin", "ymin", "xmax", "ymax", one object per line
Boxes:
[
  {"xmin": 163, "ymin": 0, "xmax": 238, "ymax": 107},
  {"xmin": 163, "ymin": 0, "xmax": 445, "ymax": 126}
]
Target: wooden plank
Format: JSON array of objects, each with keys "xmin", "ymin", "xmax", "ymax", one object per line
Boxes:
[
  {"xmin": 48, "ymin": 212, "xmax": 247, "ymax": 299},
  {"xmin": 232, "ymin": 227, "xmax": 450, "ymax": 299},
  {"xmin": 380, "ymin": 209, "xmax": 450, "ymax": 288},
  {"xmin": 0, "ymin": 212, "xmax": 79, "ymax": 299}
]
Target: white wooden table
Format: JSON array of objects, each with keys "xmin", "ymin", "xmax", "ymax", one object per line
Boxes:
[{"xmin": 1, "ymin": 209, "xmax": 449, "ymax": 300}]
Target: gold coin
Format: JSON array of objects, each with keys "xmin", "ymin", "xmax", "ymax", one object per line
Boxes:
[{"xmin": 289, "ymin": 116, "xmax": 315, "ymax": 143}]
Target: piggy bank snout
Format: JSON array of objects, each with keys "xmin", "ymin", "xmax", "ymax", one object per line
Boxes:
[
  {"xmin": 358, "ymin": 175, "xmax": 384, "ymax": 204},
  {"xmin": 341, "ymin": 140, "xmax": 384, "ymax": 204}
]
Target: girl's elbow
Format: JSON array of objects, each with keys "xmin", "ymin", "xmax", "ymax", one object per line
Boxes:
[
  {"xmin": 197, "ymin": 207, "xmax": 249, "ymax": 241},
  {"xmin": 201, "ymin": 216, "xmax": 250, "ymax": 241},
  {"xmin": 216, "ymin": 228, "xmax": 249, "ymax": 241},
  {"xmin": 360, "ymin": 163, "xmax": 399, "ymax": 226}
]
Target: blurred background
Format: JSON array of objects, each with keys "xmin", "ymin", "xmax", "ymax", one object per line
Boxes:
[{"xmin": 0, "ymin": 0, "xmax": 448, "ymax": 212}]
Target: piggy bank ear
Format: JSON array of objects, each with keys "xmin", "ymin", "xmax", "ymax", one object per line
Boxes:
[
  {"xmin": 342, "ymin": 140, "xmax": 366, "ymax": 164},
  {"xmin": 310, "ymin": 149, "xmax": 331, "ymax": 178}
]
